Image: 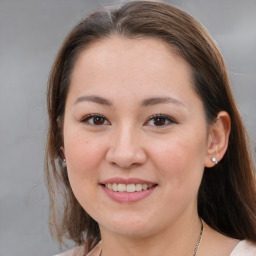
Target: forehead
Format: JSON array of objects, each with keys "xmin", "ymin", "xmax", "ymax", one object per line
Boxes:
[
  {"xmin": 67, "ymin": 36, "xmax": 201, "ymax": 109},
  {"xmin": 71, "ymin": 36, "xmax": 193, "ymax": 86},
  {"xmin": 75, "ymin": 36, "xmax": 185, "ymax": 68},
  {"xmin": 75, "ymin": 36, "xmax": 180, "ymax": 62}
]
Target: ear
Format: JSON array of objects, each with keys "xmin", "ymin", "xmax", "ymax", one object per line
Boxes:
[{"xmin": 204, "ymin": 111, "xmax": 231, "ymax": 167}]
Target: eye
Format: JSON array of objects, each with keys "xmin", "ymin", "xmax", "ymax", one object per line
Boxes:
[
  {"xmin": 145, "ymin": 114, "xmax": 177, "ymax": 127},
  {"xmin": 81, "ymin": 114, "xmax": 110, "ymax": 126}
]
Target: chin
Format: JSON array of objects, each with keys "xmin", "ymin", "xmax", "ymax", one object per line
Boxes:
[
  {"xmin": 99, "ymin": 214, "xmax": 159, "ymax": 238},
  {"xmin": 108, "ymin": 225, "xmax": 155, "ymax": 238}
]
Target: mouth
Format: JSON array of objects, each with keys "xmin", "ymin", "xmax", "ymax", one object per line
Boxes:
[
  {"xmin": 101, "ymin": 183, "xmax": 158, "ymax": 193},
  {"xmin": 100, "ymin": 178, "xmax": 158, "ymax": 202}
]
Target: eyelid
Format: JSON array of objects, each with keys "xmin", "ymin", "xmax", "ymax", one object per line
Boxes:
[
  {"xmin": 81, "ymin": 113, "xmax": 110, "ymax": 126},
  {"xmin": 145, "ymin": 114, "xmax": 177, "ymax": 127},
  {"xmin": 80, "ymin": 113, "xmax": 177, "ymax": 127}
]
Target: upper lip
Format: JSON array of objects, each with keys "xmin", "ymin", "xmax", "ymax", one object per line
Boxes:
[{"xmin": 100, "ymin": 177, "xmax": 157, "ymax": 185}]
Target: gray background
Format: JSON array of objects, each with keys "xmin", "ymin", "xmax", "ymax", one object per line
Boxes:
[{"xmin": 0, "ymin": 0, "xmax": 255, "ymax": 255}]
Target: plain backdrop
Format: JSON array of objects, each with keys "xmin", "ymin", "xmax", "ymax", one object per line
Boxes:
[{"xmin": 0, "ymin": 0, "xmax": 255, "ymax": 255}]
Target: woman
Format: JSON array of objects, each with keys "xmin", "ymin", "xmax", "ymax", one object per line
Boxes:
[{"xmin": 46, "ymin": 1, "xmax": 256, "ymax": 255}]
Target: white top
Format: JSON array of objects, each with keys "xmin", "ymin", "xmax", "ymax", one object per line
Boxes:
[
  {"xmin": 55, "ymin": 240, "xmax": 256, "ymax": 256},
  {"xmin": 230, "ymin": 240, "xmax": 256, "ymax": 256}
]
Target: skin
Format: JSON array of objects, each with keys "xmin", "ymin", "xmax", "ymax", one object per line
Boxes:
[{"xmin": 63, "ymin": 36, "xmax": 237, "ymax": 256}]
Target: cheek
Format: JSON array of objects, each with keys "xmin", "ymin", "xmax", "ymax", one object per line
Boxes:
[
  {"xmin": 63, "ymin": 129, "xmax": 107, "ymax": 212},
  {"xmin": 64, "ymin": 128, "xmax": 106, "ymax": 180},
  {"xmin": 150, "ymin": 130, "xmax": 207, "ymax": 184}
]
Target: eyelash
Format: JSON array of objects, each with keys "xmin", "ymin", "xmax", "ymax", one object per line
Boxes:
[
  {"xmin": 81, "ymin": 114, "xmax": 110, "ymax": 126},
  {"xmin": 80, "ymin": 114, "xmax": 177, "ymax": 127},
  {"xmin": 145, "ymin": 114, "xmax": 177, "ymax": 127}
]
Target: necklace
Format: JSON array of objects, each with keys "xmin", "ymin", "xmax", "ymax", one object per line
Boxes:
[
  {"xmin": 192, "ymin": 218, "xmax": 204, "ymax": 256},
  {"xmin": 99, "ymin": 219, "xmax": 204, "ymax": 256}
]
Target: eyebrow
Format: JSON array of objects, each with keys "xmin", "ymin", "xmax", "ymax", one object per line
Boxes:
[
  {"xmin": 74, "ymin": 95, "xmax": 185, "ymax": 108},
  {"xmin": 141, "ymin": 97, "xmax": 186, "ymax": 107},
  {"xmin": 74, "ymin": 95, "xmax": 112, "ymax": 106}
]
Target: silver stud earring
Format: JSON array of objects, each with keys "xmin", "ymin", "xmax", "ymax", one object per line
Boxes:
[
  {"xmin": 60, "ymin": 147, "xmax": 66, "ymax": 163},
  {"xmin": 62, "ymin": 158, "xmax": 67, "ymax": 167},
  {"xmin": 211, "ymin": 156, "xmax": 218, "ymax": 165}
]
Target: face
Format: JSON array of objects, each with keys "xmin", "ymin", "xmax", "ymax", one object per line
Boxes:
[{"xmin": 63, "ymin": 37, "xmax": 210, "ymax": 238}]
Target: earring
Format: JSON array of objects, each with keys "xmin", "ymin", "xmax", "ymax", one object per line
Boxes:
[
  {"xmin": 62, "ymin": 158, "xmax": 67, "ymax": 167},
  {"xmin": 211, "ymin": 156, "xmax": 218, "ymax": 165},
  {"xmin": 60, "ymin": 147, "xmax": 66, "ymax": 163}
]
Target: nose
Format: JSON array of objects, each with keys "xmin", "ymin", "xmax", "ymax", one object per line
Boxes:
[{"xmin": 106, "ymin": 125, "xmax": 147, "ymax": 169}]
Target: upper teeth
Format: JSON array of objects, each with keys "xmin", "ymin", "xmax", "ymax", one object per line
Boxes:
[{"xmin": 105, "ymin": 183, "xmax": 153, "ymax": 192}]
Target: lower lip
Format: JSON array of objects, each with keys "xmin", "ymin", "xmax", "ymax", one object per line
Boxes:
[{"xmin": 101, "ymin": 185, "xmax": 157, "ymax": 203}]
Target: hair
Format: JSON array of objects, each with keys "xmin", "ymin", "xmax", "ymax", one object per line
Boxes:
[{"xmin": 45, "ymin": 0, "xmax": 256, "ymax": 251}]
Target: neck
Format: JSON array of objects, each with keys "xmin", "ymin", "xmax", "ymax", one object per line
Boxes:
[{"xmin": 99, "ymin": 215, "xmax": 202, "ymax": 256}]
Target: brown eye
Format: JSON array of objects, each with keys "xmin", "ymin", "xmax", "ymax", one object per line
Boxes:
[
  {"xmin": 153, "ymin": 117, "xmax": 166, "ymax": 126},
  {"xmin": 93, "ymin": 116, "xmax": 105, "ymax": 125},
  {"xmin": 146, "ymin": 114, "xmax": 177, "ymax": 127},
  {"xmin": 81, "ymin": 114, "xmax": 110, "ymax": 126}
]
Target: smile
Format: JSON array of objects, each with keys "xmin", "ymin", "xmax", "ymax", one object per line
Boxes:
[
  {"xmin": 104, "ymin": 183, "xmax": 156, "ymax": 192},
  {"xmin": 100, "ymin": 178, "xmax": 158, "ymax": 202}
]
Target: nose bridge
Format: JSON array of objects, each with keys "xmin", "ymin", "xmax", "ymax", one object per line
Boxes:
[
  {"xmin": 116, "ymin": 122, "xmax": 136, "ymax": 149},
  {"xmin": 106, "ymin": 121, "xmax": 146, "ymax": 168}
]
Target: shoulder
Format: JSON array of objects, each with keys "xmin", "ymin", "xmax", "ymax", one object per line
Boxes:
[
  {"xmin": 53, "ymin": 245, "xmax": 85, "ymax": 256},
  {"xmin": 230, "ymin": 240, "xmax": 256, "ymax": 256},
  {"xmin": 53, "ymin": 241, "xmax": 101, "ymax": 256}
]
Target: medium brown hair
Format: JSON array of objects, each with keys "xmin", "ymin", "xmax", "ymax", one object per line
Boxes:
[{"xmin": 46, "ymin": 0, "xmax": 256, "ymax": 250}]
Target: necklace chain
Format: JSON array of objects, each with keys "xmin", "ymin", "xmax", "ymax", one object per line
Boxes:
[
  {"xmin": 99, "ymin": 218, "xmax": 204, "ymax": 256},
  {"xmin": 192, "ymin": 218, "xmax": 204, "ymax": 256}
]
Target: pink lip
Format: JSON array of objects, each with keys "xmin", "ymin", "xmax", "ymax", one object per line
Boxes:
[
  {"xmin": 100, "ymin": 177, "xmax": 157, "ymax": 203},
  {"xmin": 101, "ymin": 177, "xmax": 155, "ymax": 185},
  {"xmin": 101, "ymin": 185, "xmax": 156, "ymax": 203}
]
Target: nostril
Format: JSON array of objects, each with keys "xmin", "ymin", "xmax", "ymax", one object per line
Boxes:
[
  {"xmin": 106, "ymin": 147, "xmax": 147, "ymax": 169},
  {"xmin": 110, "ymin": 161, "xmax": 141, "ymax": 169}
]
